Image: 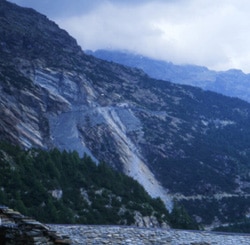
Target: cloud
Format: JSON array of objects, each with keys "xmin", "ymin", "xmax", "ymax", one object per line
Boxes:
[
  {"xmin": 9, "ymin": 0, "xmax": 250, "ymax": 73},
  {"xmin": 9, "ymin": 0, "xmax": 104, "ymax": 17}
]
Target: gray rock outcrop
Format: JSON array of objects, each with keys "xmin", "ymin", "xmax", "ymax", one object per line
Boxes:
[{"xmin": 0, "ymin": 206, "xmax": 71, "ymax": 244}]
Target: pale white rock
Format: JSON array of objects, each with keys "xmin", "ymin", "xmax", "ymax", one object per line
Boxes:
[{"xmin": 50, "ymin": 189, "xmax": 63, "ymax": 200}]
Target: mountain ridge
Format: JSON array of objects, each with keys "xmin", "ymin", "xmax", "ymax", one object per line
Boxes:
[{"xmin": 86, "ymin": 49, "xmax": 250, "ymax": 103}]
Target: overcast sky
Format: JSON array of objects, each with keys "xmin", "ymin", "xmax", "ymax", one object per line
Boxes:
[{"xmin": 9, "ymin": 0, "xmax": 250, "ymax": 73}]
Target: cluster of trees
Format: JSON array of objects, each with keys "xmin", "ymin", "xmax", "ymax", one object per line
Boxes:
[
  {"xmin": 214, "ymin": 219, "xmax": 250, "ymax": 233},
  {"xmin": 0, "ymin": 142, "xmax": 197, "ymax": 229},
  {"xmin": 180, "ymin": 196, "xmax": 250, "ymax": 232}
]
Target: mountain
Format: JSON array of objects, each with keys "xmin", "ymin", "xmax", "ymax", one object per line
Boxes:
[
  {"xmin": 86, "ymin": 49, "xmax": 250, "ymax": 103},
  {"xmin": 1, "ymin": 0, "xmax": 250, "ymax": 229}
]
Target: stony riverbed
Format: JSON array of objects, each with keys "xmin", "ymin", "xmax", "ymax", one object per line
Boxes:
[{"xmin": 50, "ymin": 225, "xmax": 250, "ymax": 245}]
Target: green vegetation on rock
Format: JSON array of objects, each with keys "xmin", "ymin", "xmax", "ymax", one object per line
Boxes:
[{"xmin": 0, "ymin": 142, "xmax": 197, "ymax": 229}]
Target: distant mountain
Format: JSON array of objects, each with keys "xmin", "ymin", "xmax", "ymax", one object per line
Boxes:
[
  {"xmin": 86, "ymin": 49, "xmax": 250, "ymax": 103},
  {"xmin": 1, "ymin": 0, "xmax": 250, "ymax": 230}
]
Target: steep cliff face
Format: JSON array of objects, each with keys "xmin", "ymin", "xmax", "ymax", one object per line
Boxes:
[
  {"xmin": 1, "ymin": 1, "xmax": 250, "ymax": 226},
  {"xmin": 30, "ymin": 65, "xmax": 172, "ymax": 208}
]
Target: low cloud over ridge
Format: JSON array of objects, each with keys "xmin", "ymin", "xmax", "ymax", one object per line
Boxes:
[{"xmin": 10, "ymin": 0, "xmax": 250, "ymax": 73}]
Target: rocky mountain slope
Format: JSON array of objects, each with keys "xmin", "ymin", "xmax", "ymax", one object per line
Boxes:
[
  {"xmin": 87, "ymin": 49, "xmax": 250, "ymax": 103},
  {"xmin": 1, "ymin": 0, "xmax": 250, "ymax": 228}
]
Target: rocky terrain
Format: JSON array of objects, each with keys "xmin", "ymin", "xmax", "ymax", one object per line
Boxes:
[
  {"xmin": 1, "ymin": 204, "xmax": 249, "ymax": 245},
  {"xmin": 51, "ymin": 225, "xmax": 250, "ymax": 245},
  {"xmin": 1, "ymin": 0, "xmax": 250, "ymax": 229},
  {"xmin": 0, "ymin": 206, "xmax": 71, "ymax": 244}
]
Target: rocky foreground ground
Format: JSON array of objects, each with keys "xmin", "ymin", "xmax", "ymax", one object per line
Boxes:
[
  {"xmin": 0, "ymin": 206, "xmax": 70, "ymax": 244},
  {"xmin": 1, "ymin": 204, "xmax": 249, "ymax": 245},
  {"xmin": 50, "ymin": 225, "xmax": 250, "ymax": 245}
]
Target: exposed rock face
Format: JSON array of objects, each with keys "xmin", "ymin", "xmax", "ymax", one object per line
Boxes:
[
  {"xmin": 50, "ymin": 189, "xmax": 63, "ymax": 200},
  {"xmin": 134, "ymin": 211, "xmax": 168, "ymax": 228},
  {"xmin": 0, "ymin": 206, "xmax": 71, "ymax": 244},
  {"xmin": 1, "ymin": 0, "xmax": 250, "ymax": 226}
]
